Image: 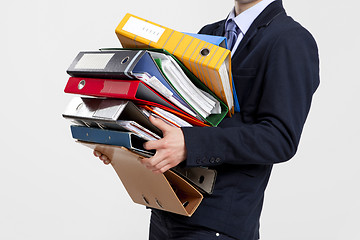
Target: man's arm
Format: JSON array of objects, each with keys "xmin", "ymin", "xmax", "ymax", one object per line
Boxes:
[{"xmin": 182, "ymin": 27, "xmax": 319, "ymax": 167}]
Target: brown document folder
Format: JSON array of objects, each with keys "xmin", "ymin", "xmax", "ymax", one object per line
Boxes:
[{"xmin": 79, "ymin": 141, "xmax": 203, "ymax": 216}]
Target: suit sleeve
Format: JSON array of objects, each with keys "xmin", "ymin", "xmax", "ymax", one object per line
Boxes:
[{"xmin": 181, "ymin": 27, "xmax": 320, "ymax": 167}]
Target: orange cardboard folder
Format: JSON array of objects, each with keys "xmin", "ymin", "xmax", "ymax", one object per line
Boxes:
[{"xmin": 79, "ymin": 141, "xmax": 203, "ymax": 216}]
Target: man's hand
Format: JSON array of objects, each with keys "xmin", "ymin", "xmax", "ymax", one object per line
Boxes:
[
  {"xmin": 142, "ymin": 116, "xmax": 187, "ymax": 174},
  {"xmin": 93, "ymin": 150, "xmax": 111, "ymax": 165},
  {"xmin": 93, "ymin": 116, "xmax": 187, "ymax": 173}
]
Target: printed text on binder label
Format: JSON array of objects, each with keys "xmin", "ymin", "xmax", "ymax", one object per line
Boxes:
[{"xmin": 122, "ymin": 16, "xmax": 165, "ymax": 43}]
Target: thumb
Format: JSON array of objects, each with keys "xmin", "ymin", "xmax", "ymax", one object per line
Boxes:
[{"xmin": 149, "ymin": 115, "xmax": 173, "ymax": 133}]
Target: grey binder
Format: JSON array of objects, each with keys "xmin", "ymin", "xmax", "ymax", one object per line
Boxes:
[
  {"xmin": 172, "ymin": 166, "xmax": 217, "ymax": 195},
  {"xmin": 63, "ymin": 97, "xmax": 162, "ymax": 140}
]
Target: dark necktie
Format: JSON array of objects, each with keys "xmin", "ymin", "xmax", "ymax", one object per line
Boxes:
[{"xmin": 225, "ymin": 19, "xmax": 240, "ymax": 51}]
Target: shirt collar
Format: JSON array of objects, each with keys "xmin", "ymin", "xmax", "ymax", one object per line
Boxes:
[{"xmin": 226, "ymin": 0, "xmax": 276, "ymax": 35}]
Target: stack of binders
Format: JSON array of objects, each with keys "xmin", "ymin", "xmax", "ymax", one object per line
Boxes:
[{"xmin": 63, "ymin": 13, "xmax": 233, "ymax": 217}]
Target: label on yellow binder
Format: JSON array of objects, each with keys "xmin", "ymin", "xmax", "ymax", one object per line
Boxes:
[{"xmin": 122, "ymin": 16, "xmax": 166, "ymax": 43}]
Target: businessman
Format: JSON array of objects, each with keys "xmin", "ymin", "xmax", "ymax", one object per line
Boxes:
[{"xmin": 95, "ymin": 0, "xmax": 319, "ymax": 239}]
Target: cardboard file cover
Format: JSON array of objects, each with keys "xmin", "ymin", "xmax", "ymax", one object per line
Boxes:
[
  {"xmin": 73, "ymin": 127, "xmax": 217, "ymax": 193},
  {"xmin": 115, "ymin": 13, "xmax": 234, "ymax": 115},
  {"xmin": 79, "ymin": 141, "xmax": 203, "ymax": 216}
]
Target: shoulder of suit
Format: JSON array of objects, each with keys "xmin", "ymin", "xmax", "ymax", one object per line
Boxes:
[
  {"xmin": 265, "ymin": 14, "xmax": 317, "ymax": 44},
  {"xmin": 198, "ymin": 19, "xmax": 225, "ymax": 34}
]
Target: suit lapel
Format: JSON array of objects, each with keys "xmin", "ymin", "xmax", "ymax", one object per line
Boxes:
[
  {"xmin": 214, "ymin": 21, "xmax": 226, "ymax": 36},
  {"xmin": 232, "ymin": 0, "xmax": 285, "ymax": 59}
]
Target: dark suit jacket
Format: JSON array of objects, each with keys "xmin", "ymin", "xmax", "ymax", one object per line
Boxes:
[{"xmin": 161, "ymin": 1, "xmax": 319, "ymax": 239}]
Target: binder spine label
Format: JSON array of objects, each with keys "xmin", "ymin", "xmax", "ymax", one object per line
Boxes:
[
  {"xmin": 122, "ymin": 16, "xmax": 165, "ymax": 43},
  {"xmin": 74, "ymin": 53, "xmax": 114, "ymax": 69}
]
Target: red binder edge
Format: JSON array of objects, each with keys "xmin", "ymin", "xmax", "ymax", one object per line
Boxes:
[{"xmin": 64, "ymin": 77, "xmax": 209, "ymax": 127}]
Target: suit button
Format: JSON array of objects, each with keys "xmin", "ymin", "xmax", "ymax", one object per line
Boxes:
[
  {"xmin": 215, "ymin": 157, "xmax": 221, "ymax": 163},
  {"xmin": 201, "ymin": 157, "xmax": 207, "ymax": 163},
  {"xmin": 209, "ymin": 157, "xmax": 215, "ymax": 163}
]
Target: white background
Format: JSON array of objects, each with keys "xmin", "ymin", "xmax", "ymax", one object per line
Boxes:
[{"xmin": 1, "ymin": 0, "xmax": 359, "ymax": 239}]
